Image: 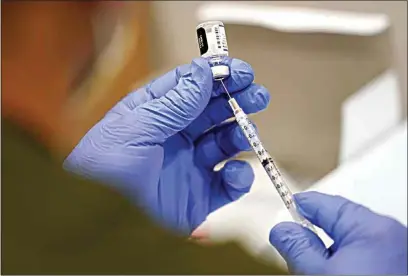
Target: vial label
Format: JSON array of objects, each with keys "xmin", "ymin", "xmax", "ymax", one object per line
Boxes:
[
  {"xmin": 196, "ymin": 22, "xmax": 229, "ymax": 58},
  {"xmin": 197, "ymin": 27, "xmax": 209, "ymax": 56},
  {"xmin": 218, "ymin": 25, "xmax": 228, "ymax": 52}
]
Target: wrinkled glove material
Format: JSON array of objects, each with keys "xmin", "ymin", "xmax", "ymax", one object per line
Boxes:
[
  {"xmin": 64, "ymin": 57, "xmax": 270, "ymax": 234},
  {"xmin": 270, "ymin": 191, "xmax": 408, "ymax": 275}
]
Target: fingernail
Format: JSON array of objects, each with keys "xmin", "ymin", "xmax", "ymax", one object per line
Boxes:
[
  {"xmin": 293, "ymin": 193, "xmax": 307, "ymax": 202},
  {"xmin": 227, "ymin": 59, "xmax": 254, "ymax": 89},
  {"xmin": 231, "ymin": 59, "xmax": 253, "ymax": 74},
  {"xmin": 220, "ymin": 56, "xmax": 233, "ymax": 66},
  {"xmin": 255, "ymin": 89, "xmax": 269, "ymax": 109},
  {"xmin": 225, "ymin": 165, "xmax": 237, "ymax": 173}
]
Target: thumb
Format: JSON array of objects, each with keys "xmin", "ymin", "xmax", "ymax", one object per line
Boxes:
[
  {"xmin": 270, "ymin": 222, "xmax": 328, "ymax": 274},
  {"xmin": 220, "ymin": 160, "xmax": 254, "ymax": 201},
  {"xmin": 293, "ymin": 192, "xmax": 377, "ymax": 244},
  {"xmin": 132, "ymin": 58, "xmax": 213, "ymax": 144}
]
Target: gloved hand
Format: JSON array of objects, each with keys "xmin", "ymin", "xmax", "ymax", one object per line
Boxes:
[
  {"xmin": 269, "ymin": 191, "xmax": 407, "ymax": 275},
  {"xmin": 64, "ymin": 57, "xmax": 270, "ymax": 234}
]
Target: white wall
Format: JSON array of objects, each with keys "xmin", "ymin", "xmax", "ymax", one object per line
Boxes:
[{"xmin": 148, "ymin": 1, "xmax": 406, "ymax": 184}]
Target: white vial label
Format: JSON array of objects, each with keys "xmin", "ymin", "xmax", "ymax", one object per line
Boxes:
[{"xmin": 196, "ymin": 22, "xmax": 229, "ymax": 58}]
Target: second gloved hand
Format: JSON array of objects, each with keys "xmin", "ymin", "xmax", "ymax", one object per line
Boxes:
[
  {"xmin": 269, "ymin": 192, "xmax": 407, "ymax": 275},
  {"xmin": 64, "ymin": 57, "xmax": 270, "ymax": 234}
]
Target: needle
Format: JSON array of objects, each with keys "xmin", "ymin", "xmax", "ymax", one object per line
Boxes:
[{"xmin": 219, "ymin": 79, "xmax": 232, "ymax": 99}]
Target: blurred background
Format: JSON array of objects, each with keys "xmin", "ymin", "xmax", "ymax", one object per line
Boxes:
[
  {"xmin": 148, "ymin": 1, "xmax": 406, "ymax": 183},
  {"xmin": 3, "ymin": 0, "xmax": 406, "ymax": 268},
  {"xmin": 42, "ymin": 0, "xmax": 406, "ymax": 184}
]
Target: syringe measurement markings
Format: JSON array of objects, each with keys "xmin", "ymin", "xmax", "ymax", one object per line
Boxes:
[
  {"xmin": 220, "ymin": 80, "xmax": 315, "ymax": 231},
  {"xmin": 234, "ymin": 109, "xmax": 317, "ymax": 233},
  {"xmin": 234, "ymin": 110, "xmax": 295, "ymax": 209}
]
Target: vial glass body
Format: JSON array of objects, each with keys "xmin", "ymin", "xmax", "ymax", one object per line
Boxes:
[{"xmin": 196, "ymin": 21, "xmax": 230, "ymax": 80}]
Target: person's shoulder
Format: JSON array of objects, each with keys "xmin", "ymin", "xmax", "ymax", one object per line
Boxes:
[
  {"xmin": 2, "ymin": 120, "xmax": 286, "ymax": 274},
  {"xmin": 1, "ymin": 118, "xmax": 153, "ymax": 242}
]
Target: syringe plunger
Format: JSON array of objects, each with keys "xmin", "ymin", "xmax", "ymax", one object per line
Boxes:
[{"xmin": 228, "ymin": 98, "xmax": 241, "ymax": 114}]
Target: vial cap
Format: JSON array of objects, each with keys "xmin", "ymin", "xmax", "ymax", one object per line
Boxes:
[{"xmin": 211, "ymin": 65, "xmax": 230, "ymax": 80}]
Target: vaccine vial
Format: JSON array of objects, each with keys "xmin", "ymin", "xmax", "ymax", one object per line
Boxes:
[{"xmin": 196, "ymin": 21, "xmax": 230, "ymax": 80}]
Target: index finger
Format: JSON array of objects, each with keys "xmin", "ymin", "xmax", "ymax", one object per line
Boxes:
[
  {"xmin": 137, "ymin": 57, "xmax": 255, "ymax": 104},
  {"xmin": 211, "ymin": 57, "xmax": 254, "ymax": 97},
  {"xmin": 110, "ymin": 57, "xmax": 255, "ymax": 117}
]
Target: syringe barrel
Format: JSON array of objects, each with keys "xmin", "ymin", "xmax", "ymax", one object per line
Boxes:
[{"xmin": 230, "ymin": 101, "xmax": 317, "ymax": 233}]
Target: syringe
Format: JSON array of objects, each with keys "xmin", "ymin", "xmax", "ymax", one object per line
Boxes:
[
  {"xmin": 220, "ymin": 80, "xmax": 317, "ymax": 233},
  {"xmin": 195, "ymin": 20, "xmax": 315, "ymax": 232}
]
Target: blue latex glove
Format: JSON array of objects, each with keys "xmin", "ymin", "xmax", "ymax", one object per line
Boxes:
[
  {"xmin": 64, "ymin": 57, "xmax": 270, "ymax": 234},
  {"xmin": 269, "ymin": 192, "xmax": 407, "ymax": 275}
]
